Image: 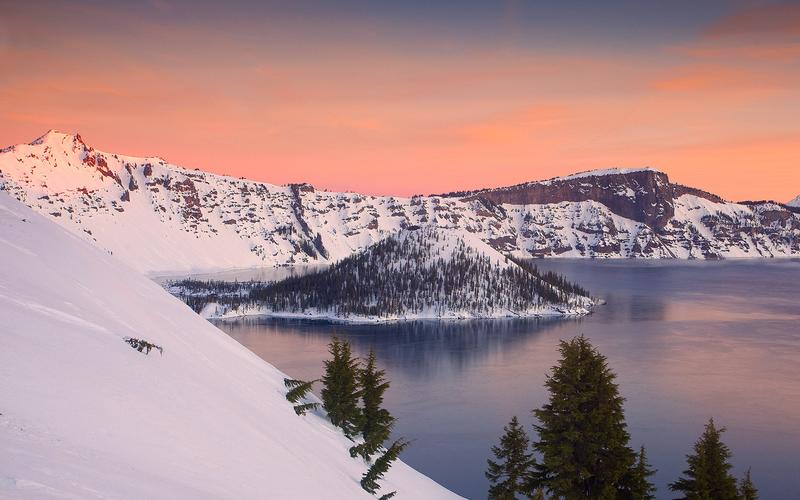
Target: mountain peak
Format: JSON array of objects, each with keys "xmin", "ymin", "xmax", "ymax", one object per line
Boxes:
[
  {"xmin": 30, "ymin": 129, "xmax": 90, "ymax": 150},
  {"xmin": 788, "ymin": 195, "xmax": 800, "ymax": 208}
]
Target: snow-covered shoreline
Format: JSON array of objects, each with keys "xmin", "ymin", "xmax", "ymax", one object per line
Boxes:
[{"xmin": 200, "ymin": 304, "xmax": 594, "ymax": 324}]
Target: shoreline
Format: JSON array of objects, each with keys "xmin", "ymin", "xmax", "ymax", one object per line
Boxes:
[{"xmin": 203, "ymin": 306, "xmax": 594, "ymax": 325}]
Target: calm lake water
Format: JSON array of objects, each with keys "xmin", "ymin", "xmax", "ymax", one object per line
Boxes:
[{"xmin": 211, "ymin": 260, "xmax": 800, "ymax": 499}]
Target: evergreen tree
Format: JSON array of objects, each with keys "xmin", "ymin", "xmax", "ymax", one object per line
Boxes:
[
  {"xmin": 485, "ymin": 416, "xmax": 536, "ymax": 499},
  {"xmin": 350, "ymin": 349, "xmax": 395, "ymax": 461},
  {"xmin": 321, "ymin": 337, "xmax": 361, "ymax": 436},
  {"xmin": 620, "ymin": 446, "xmax": 657, "ymax": 499},
  {"xmin": 292, "ymin": 402, "xmax": 319, "ymax": 416},
  {"xmin": 669, "ymin": 418, "xmax": 740, "ymax": 500},
  {"xmin": 739, "ymin": 468, "xmax": 758, "ymax": 500},
  {"xmin": 531, "ymin": 335, "xmax": 637, "ymax": 498},
  {"xmin": 283, "ymin": 378, "xmax": 319, "ymax": 416},
  {"xmin": 284, "ymin": 378, "xmax": 315, "ymax": 403},
  {"xmin": 361, "ymin": 438, "xmax": 410, "ymax": 495}
]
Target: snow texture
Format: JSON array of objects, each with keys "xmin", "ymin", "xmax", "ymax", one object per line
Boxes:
[
  {"xmin": 1, "ymin": 131, "xmax": 797, "ymax": 272},
  {"xmin": 0, "ymin": 192, "xmax": 459, "ymax": 499}
]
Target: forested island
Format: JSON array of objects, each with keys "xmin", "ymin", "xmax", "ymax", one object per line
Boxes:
[{"xmin": 168, "ymin": 228, "xmax": 593, "ymax": 322}]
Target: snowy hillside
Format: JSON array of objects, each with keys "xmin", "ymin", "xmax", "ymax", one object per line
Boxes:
[
  {"xmin": 788, "ymin": 195, "xmax": 800, "ymax": 208},
  {"xmin": 168, "ymin": 228, "xmax": 594, "ymax": 322},
  {"xmin": 0, "ymin": 192, "xmax": 459, "ymax": 499},
  {"xmin": 1, "ymin": 131, "xmax": 798, "ymax": 271}
]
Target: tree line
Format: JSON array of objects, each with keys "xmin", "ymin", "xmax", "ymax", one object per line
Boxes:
[{"xmin": 486, "ymin": 335, "xmax": 758, "ymax": 500}]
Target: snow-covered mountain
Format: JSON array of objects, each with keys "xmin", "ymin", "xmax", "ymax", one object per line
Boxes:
[
  {"xmin": 169, "ymin": 227, "xmax": 594, "ymax": 322},
  {"xmin": 0, "ymin": 191, "xmax": 458, "ymax": 499},
  {"xmin": 1, "ymin": 131, "xmax": 798, "ymax": 273},
  {"xmin": 788, "ymin": 195, "xmax": 800, "ymax": 208}
]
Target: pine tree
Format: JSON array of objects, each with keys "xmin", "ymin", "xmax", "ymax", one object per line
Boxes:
[
  {"xmin": 361, "ymin": 438, "xmax": 410, "ymax": 494},
  {"xmin": 531, "ymin": 335, "xmax": 637, "ymax": 498},
  {"xmin": 284, "ymin": 378, "xmax": 315, "ymax": 403},
  {"xmin": 669, "ymin": 418, "xmax": 740, "ymax": 500},
  {"xmin": 283, "ymin": 378, "xmax": 319, "ymax": 416},
  {"xmin": 292, "ymin": 402, "xmax": 320, "ymax": 416},
  {"xmin": 350, "ymin": 349, "xmax": 395, "ymax": 461},
  {"xmin": 620, "ymin": 446, "xmax": 657, "ymax": 499},
  {"xmin": 485, "ymin": 416, "xmax": 536, "ymax": 499},
  {"xmin": 321, "ymin": 337, "xmax": 361, "ymax": 436},
  {"xmin": 739, "ymin": 468, "xmax": 758, "ymax": 500}
]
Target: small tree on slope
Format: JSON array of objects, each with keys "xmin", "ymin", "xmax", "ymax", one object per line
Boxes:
[
  {"xmin": 669, "ymin": 418, "xmax": 740, "ymax": 500},
  {"xmin": 350, "ymin": 349, "xmax": 395, "ymax": 461},
  {"xmin": 485, "ymin": 415, "xmax": 536, "ymax": 499},
  {"xmin": 531, "ymin": 335, "xmax": 641, "ymax": 498},
  {"xmin": 739, "ymin": 467, "xmax": 758, "ymax": 500},
  {"xmin": 620, "ymin": 446, "xmax": 658, "ymax": 500},
  {"xmin": 361, "ymin": 437, "xmax": 410, "ymax": 495},
  {"xmin": 283, "ymin": 378, "xmax": 319, "ymax": 416},
  {"xmin": 321, "ymin": 336, "xmax": 361, "ymax": 437}
]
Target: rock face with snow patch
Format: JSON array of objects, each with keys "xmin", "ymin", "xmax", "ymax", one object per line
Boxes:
[
  {"xmin": 1, "ymin": 131, "xmax": 798, "ymax": 272},
  {"xmin": 448, "ymin": 168, "xmax": 677, "ymax": 228}
]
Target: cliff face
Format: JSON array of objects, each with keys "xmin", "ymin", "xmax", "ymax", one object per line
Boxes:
[
  {"xmin": 1, "ymin": 132, "xmax": 798, "ymax": 272},
  {"xmin": 457, "ymin": 168, "xmax": 676, "ymax": 228}
]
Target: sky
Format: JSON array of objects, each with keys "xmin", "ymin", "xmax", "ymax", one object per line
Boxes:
[{"xmin": 2, "ymin": 0, "xmax": 799, "ymax": 201}]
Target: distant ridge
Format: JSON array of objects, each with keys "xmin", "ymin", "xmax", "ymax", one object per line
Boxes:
[{"xmin": 1, "ymin": 130, "xmax": 798, "ymax": 271}]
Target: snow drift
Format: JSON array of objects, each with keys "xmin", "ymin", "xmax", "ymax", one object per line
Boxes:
[{"xmin": 0, "ymin": 192, "xmax": 459, "ymax": 499}]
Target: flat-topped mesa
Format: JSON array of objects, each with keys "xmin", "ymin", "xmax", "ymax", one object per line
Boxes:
[{"xmin": 454, "ymin": 168, "xmax": 676, "ymax": 229}]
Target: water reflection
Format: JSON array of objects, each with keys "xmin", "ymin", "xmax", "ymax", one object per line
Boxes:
[
  {"xmin": 220, "ymin": 316, "xmax": 588, "ymax": 378},
  {"xmin": 213, "ymin": 259, "xmax": 800, "ymax": 499}
]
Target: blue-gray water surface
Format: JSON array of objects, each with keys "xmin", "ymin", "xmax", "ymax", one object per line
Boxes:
[{"xmin": 213, "ymin": 260, "xmax": 800, "ymax": 499}]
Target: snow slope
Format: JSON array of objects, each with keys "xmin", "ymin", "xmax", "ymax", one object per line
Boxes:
[
  {"xmin": 0, "ymin": 192, "xmax": 459, "ymax": 499},
  {"xmin": 788, "ymin": 195, "xmax": 800, "ymax": 208}
]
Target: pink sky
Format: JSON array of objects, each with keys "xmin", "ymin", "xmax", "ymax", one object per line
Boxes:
[{"xmin": 2, "ymin": 2, "xmax": 798, "ymax": 201}]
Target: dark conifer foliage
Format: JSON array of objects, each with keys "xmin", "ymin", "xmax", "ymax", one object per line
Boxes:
[
  {"xmin": 350, "ymin": 349, "xmax": 395, "ymax": 461},
  {"xmin": 123, "ymin": 337, "xmax": 163, "ymax": 355},
  {"xmin": 283, "ymin": 378, "xmax": 320, "ymax": 415},
  {"xmin": 669, "ymin": 418, "xmax": 741, "ymax": 500},
  {"xmin": 321, "ymin": 337, "xmax": 361, "ymax": 437},
  {"xmin": 739, "ymin": 468, "xmax": 758, "ymax": 500},
  {"xmin": 531, "ymin": 335, "xmax": 638, "ymax": 498},
  {"xmin": 621, "ymin": 446, "xmax": 658, "ymax": 500},
  {"xmin": 168, "ymin": 229, "xmax": 591, "ymax": 319},
  {"xmin": 360, "ymin": 438, "xmax": 410, "ymax": 495},
  {"xmin": 284, "ymin": 378, "xmax": 315, "ymax": 403},
  {"xmin": 291, "ymin": 402, "xmax": 320, "ymax": 416},
  {"xmin": 485, "ymin": 416, "xmax": 536, "ymax": 500}
]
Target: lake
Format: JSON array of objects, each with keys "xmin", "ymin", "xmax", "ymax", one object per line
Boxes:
[{"xmin": 211, "ymin": 259, "xmax": 800, "ymax": 499}]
